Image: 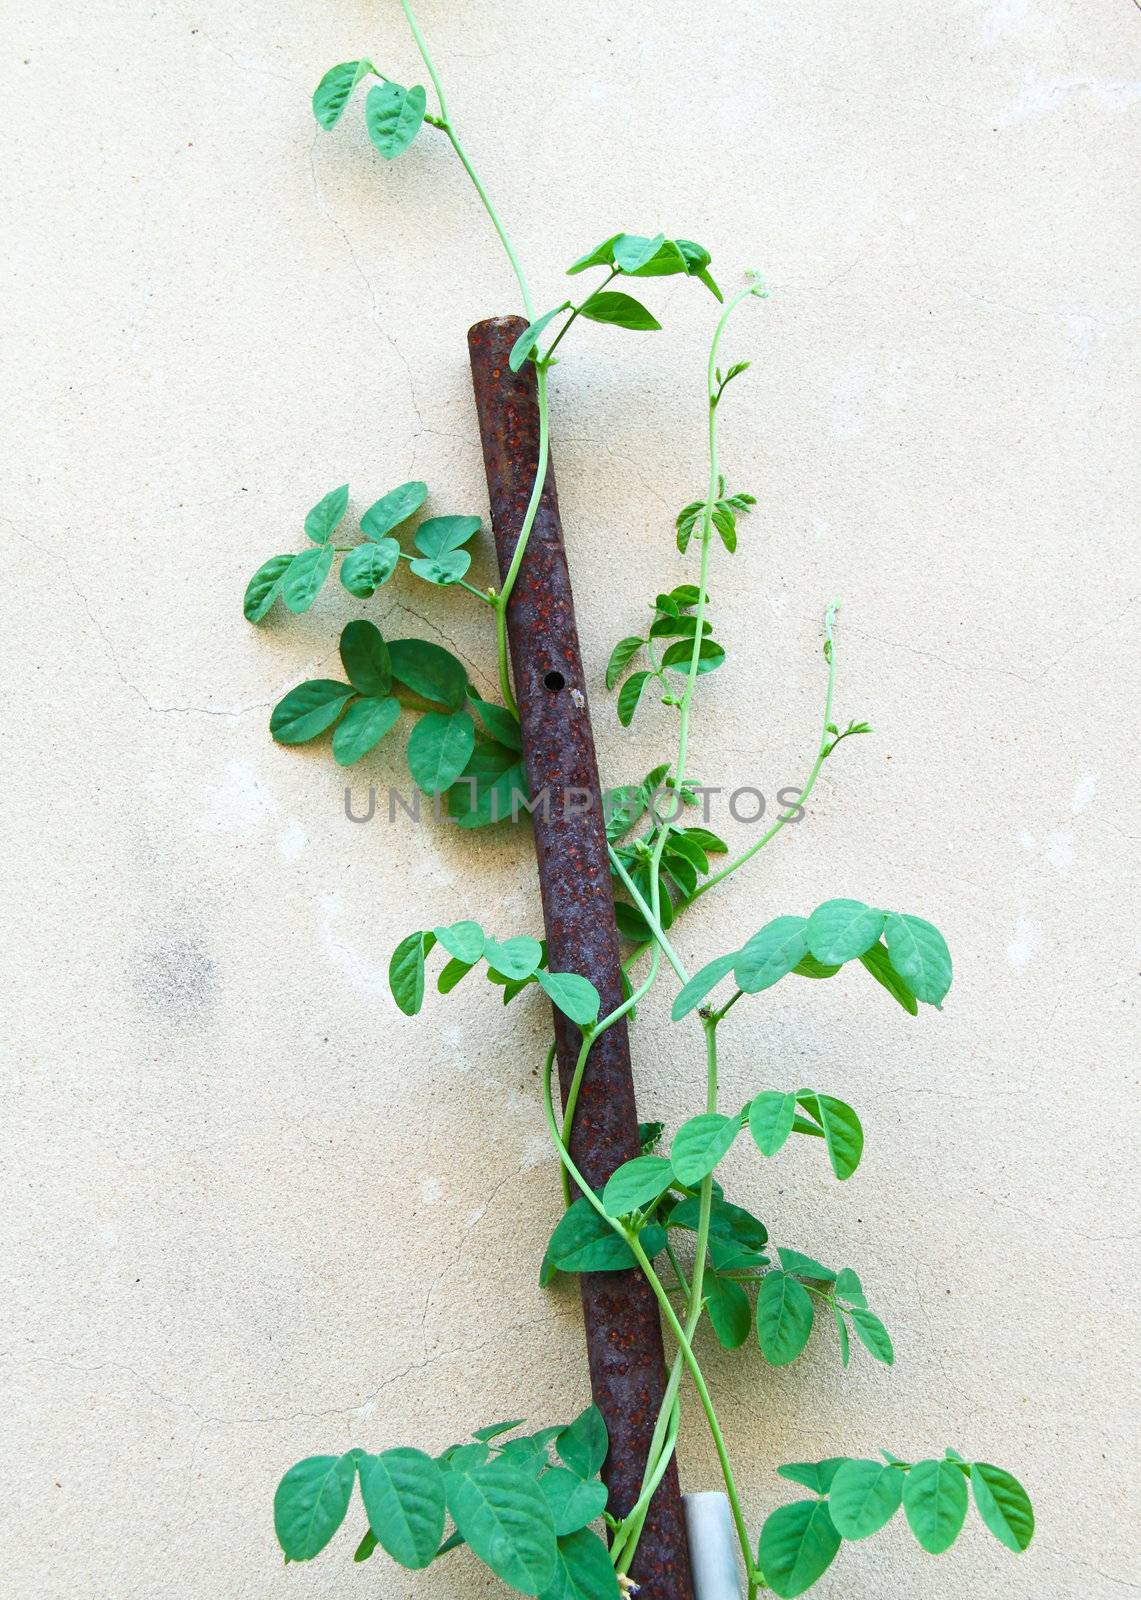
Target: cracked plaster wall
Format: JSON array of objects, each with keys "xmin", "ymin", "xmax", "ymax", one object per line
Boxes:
[{"xmin": 2, "ymin": 1, "xmax": 1138, "ymax": 1596}]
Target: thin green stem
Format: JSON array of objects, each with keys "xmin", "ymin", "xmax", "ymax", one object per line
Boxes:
[
  {"xmin": 542, "ymin": 268, "xmax": 619, "ymax": 364},
  {"xmin": 399, "ymin": 0, "xmax": 532, "ymax": 318},
  {"xmin": 607, "ymin": 848, "xmax": 689, "ymax": 983},
  {"xmin": 695, "ymin": 599, "xmax": 839, "ymax": 899}
]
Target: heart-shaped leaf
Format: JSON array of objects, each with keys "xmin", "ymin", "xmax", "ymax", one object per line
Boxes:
[
  {"xmin": 366, "ymin": 81, "xmax": 427, "ymax": 159},
  {"xmin": 539, "ymin": 1528, "xmax": 620, "ymax": 1600},
  {"xmin": 312, "ymin": 61, "xmax": 373, "ymax": 130},
  {"xmin": 484, "ymin": 936, "xmax": 543, "ymax": 981},
  {"xmin": 341, "ymin": 539, "xmax": 399, "ymax": 596},
  {"xmin": 415, "ymin": 515, "xmax": 482, "ymax": 558},
  {"xmin": 556, "ymin": 1405, "xmax": 608, "ymax": 1480}
]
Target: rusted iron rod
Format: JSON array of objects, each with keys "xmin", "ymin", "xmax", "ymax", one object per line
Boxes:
[{"xmin": 468, "ymin": 316, "xmax": 694, "ymax": 1599}]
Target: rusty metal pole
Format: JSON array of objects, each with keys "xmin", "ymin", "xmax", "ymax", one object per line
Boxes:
[{"xmin": 468, "ymin": 316, "xmax": 694, "ymax": 1600}]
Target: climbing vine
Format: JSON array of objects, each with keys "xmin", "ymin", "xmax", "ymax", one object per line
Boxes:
[{"xmin": 250, "ymin": 6, "xmax": 1034, "ymax": 1596}]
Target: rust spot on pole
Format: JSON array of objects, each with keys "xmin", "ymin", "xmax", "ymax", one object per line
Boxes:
[{"xmin": 468, "ymin": 316, "xmax": 694, "ymax": 1599}]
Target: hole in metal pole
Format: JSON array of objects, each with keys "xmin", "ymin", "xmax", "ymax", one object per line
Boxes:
[{"xmin": 544, "ymin": 670, "xmax": 566, "ymax": 692}]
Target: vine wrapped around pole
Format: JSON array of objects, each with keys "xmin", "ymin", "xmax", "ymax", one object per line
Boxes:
[{"xmin": 468, "ymin": 314, "xmax": 695, "ymax": 1600}]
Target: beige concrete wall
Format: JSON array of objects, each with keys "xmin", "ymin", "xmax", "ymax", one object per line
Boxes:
[{"xmin": 3, "ymin": 1, "xmax": 1138, "ymax": 1595}]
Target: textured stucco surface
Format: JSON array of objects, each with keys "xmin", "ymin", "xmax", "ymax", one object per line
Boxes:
[{"xmin": 3, "ymin": 2, "xmax": 1139, "ymax": 1596}]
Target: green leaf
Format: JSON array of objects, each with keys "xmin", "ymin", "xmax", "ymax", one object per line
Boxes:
[
  {"xmin": 712, "ymin": 504, "xmax": 736, "ymax": 552},
  {"xmin": 538, "ymin": 1470, "xmax": 608, "ymax": 1537},
  {"xmin": 660, "ymin": 637, "xmax": 725, "ymax": 674},
  {"xmin": 566, "ymin": 234, "xmax": 622, "ymax": 274},
  {"xmin": 389, "ymin": 638, "xmax": 468, "ymax": 709},
  {"xmin": 340, "ymin": 619, "xmax": 392, "ymax": 696},
  {"xmin": 341, "ymin": 538, "xmax": 400, "ymax": 597},
  {"xmin": 602, "ymin": 1155, "xmax": 674, "ymax": 1218},
  {"xmin": 578, "ymin": 290, "xmax": 661, "ymax": 331},
  {"xmin": 859, "ymin": 939, "xmax": 919, "ymax": 1014},
  {"xmin": 434, "ymin": 920, "xmax": 485, "ymax": 965},
  {"xmin": 617, "ymin": 670, "xmax": 652, "ymax": 726},
  {"xmin": 484, "ymin": 936, "xmax": 543, "ymax": 981},
  {"xmin": 758, "ymin": 1498, "xmax": 841, "ymax": 1598},
  {"xmin": 510, "ymin": 303, "xmax": 572, "ymax": 371},
  {"xmin": 366, "ymin": 81, "xmax": 427, "ymax": 159},
  {"xmin": 244, "ymin": 554, "xmax": 294, "ymax": 622},
  {"xmin": 270, "ymin": 679, "xmax": 353, "ymax": 744},
  {"xmin": 438, "ymin": 957, "xmax": 475, "ymax": 993},
  {"xmin": 472, "ymin": 1420, "xmax": 525, "ymax": 1443},
  {"xmin": 539, "ymin": 1528, "xmax": 620, "ymax": 1600},
  {"xmin": 829, "ymin": 1459, "xmax": 904, "ymax": 1540},
  {"xmin": 638, "ymin": 1121, "xmax": 665, "ymax": 1154},
  {"xmin": 669, "ymin": 1194, "xmax": 768, "ymax": 1267},
  {"xmin": 675, "ymin": 238, "xmax": 723, "ymax": 300},
  {"xmin": 556, "ymin": 1405, "xmax": 608, "ymax": 1480},
  {"xmin": 332, "ymin": 695, "xmax": 400, "ymax": 765},
  {"xmin": 408, "ymin": 710, "xmax": 476, "ymax": 794},
  {"xmin": 777, "ymin": 1248, "xmax": 836, "ymax": 1282},
  {"xmin": 903, "ymin": 1458, "xmax": 968, "ymax": 1554},
  {"xmin": 361, "ymin": 480, "xmax": 428, "ymax": 541},
  {"xmin": 469, "ymin": 696, "xmax": 522, "ymax": 749},
  {"xmin": 671, "ymin": 951, "xmax": 738, "ymax": 1021},
  {"xmin": 663, "ymin": 830, "xmax": 709, "ymax": 875},
  {"xmin": 446, "ymin": 1464, "xmax": 557, "ymax": 1594},
  {"xmin": 670, "ymin": 1112, "xmax": 740, "ymax": 1185},
  {"xmin": 806, "ymin": 899, "xmax": 886, "ymax": 965},
  {"xmin": 312, "ymin": 61, "xmax": 373, "ymax": 130},
  {"xmin": 776, "ymin": 1460, "xmax": 847, "ymax": 1494},
  {"xmin": 884, "ymin": 913, "xmax": 953, "ymax": 1007},
  {"xmin": 612, "ymin": 232, "xmax": 667, "ymax": 272},
  {"xmin": 606, "ymin": 636, "xmax": 645, "ymax": 690},
  {"xmin": 546, "ymin": 1198, "xmax": 636, "ymax": 1274},
  {"xmin": 410, "ymin": 550, "xmax": 471, "ymax": 585},
  {"xmin": 282, "ymin": 543, "xmax": 334, "ymax": 612},
  {"xmin": 537, "ymin": 970, "xmax": 601, "ymax": 1028},
  {"xmin": 360, "ymin": 1448, "xmax": 445, "ymax": 1570},
  {"xmin": 792, "ymin": 953, "xmax": 842, "ymax": 980},
  {"xmin": 450, "ymin": 744, "xmax": 529, "ymax": 828},
  {"xmin": 304, "ymin": 484, "xmax": 349, "ymax": 544},
  {"xmin": 970, "ymin": 1463, "xmax": 1034, "ymax": 1553},
  {"xmin": 756, "ymin": 1271, "xmax": 814, "ymax": 1365},
  {"xmin": 415, "ymin": 515, "xmax": 482, "ymax": 558},
  {"xmin": 835, "ymin": 1306, "xmax": 850, "ymax": 1366},
  {"xmin": 389, "ymin": 930, "xmax": 435, "ymax": 1016},
  {"xmin": 735, "ymin": 916, "xmax": 809, "ymax": 994},
  {"xmin": 353, "ymin": 1527, "xmax": 377, "ymax": 1561},
  {"xmin": 274, "ymin": 1453, "xmax": 357, "ymax": 1561},
  {"xmin": 796, "ymin": 1093, "xmax": 863, "ymax": 1180},
  {"xmin": 748, "ymin": 1091, "xmax": 797, "ymax": 1156},
  {"xmin": 704, "ymin": 1271, "xmax": 752, "ymax": 1349},
  {"xmin": 834, "ymin": 1267, "xmax": 866, "ymax": 1307},
  {"xmin": 847, "ymin": 1306, "xmax": 893, "ymax": 1364}
]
